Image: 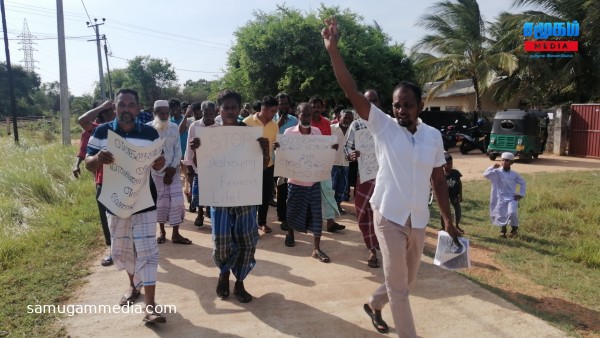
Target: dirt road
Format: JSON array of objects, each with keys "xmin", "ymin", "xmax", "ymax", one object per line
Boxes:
[{"xmin": 65, "ymin": 153, "xmax": 599, "ymax": 337}]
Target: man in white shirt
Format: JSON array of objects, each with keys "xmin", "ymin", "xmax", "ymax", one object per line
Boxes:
[
  {"xmin": 148, "ymin": 100, "xmax": 190, "ymax": 245},
  {"xmin": 323, "ymin": 17, "xmax": 461, "ymax": 337}
]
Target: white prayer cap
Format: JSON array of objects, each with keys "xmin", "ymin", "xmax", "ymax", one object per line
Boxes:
[
  {"xmin": 501, "ymin": 152, "xmax": 515, "ymax": 161},
  {"xmin": 153, "ymin": 100, "xmax": 169, "ymax": 108}
]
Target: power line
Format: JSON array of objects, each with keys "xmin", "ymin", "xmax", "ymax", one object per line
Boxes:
[
  {"xmin": 108, "ymin": 54, "xmax": 223, "ymax": 74},
  {"xmin": 79, "ymin": 0, "xmax": 92, "ymax": 23}
]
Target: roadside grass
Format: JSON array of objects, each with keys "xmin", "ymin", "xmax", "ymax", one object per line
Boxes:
[
  {"xmin": 429, "ymin": 170, "xmax": 600, "ymax": 335},
  {"xmin": 0, "ymin": 136, "xmax": 103, "ymax": 337}
]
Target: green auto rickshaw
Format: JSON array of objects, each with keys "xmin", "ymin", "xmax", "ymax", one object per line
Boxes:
[{"xmin": 487, "ymin": 109, "xmax": 549, "ymax": 162}]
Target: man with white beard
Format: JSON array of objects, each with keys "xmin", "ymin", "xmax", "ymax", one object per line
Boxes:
[{"xmin": 148, "ymin": 100, "xmax": 191, "ymax": 245}]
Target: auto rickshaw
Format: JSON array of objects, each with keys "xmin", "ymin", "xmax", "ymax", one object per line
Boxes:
[{"xmin": 487, "ymin": 109, "xmax": 549, "ymax": 162}]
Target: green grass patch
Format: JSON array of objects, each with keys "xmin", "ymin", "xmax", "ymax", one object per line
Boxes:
[
  {"xmin": 430, "ymin": 170, "xmax": 600, "ymax": 333},
  {"xmin": 0, "ymin": 137, "xmax": 104, "ymax": 336}
]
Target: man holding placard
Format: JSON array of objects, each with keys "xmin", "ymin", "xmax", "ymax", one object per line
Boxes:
[
  {"xmin": 274, "ymin": 102, "xmax": 338, "ymax": 263},
  {"xmin": 190, "ymin": 90, "xmax": 269, "ymax": 303},
  {"xmin": 85, "ymin": 88, "xmax": 167, "ymax": 324},
  {"xmin": 344, "ymin": 91, "xmax": 381, "ymax": 269}
]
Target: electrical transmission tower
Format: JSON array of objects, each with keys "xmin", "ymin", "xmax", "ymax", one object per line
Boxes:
[{"xmin": 18, "ymin": 19, "xmax": 37, "ymax": 72}]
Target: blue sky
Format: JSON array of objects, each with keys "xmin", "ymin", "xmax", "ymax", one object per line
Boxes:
[{"xmin": 2, "ymin": 0, "xmax": 527, "ymax": 96}]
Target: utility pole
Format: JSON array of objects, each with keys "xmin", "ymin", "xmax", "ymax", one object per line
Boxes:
[
  {"xmin": 102, "ymin": 34, "xmax": 113, "ymax": 99},
  {"xmin": 1, "ymin": 0, "xmax": 19, "ymax": 143},
  {"xmin": 56, "ymin": 0, "xmax": 70, "ymax": 145},
  {"xmin": 87, "ymin": 18, "xmax": 106, "ymax": 99}
]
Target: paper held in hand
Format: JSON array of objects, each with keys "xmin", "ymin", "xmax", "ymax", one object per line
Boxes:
[
  {"xmin": 433, "ymin": 231, "xmax": 471, "ymax": 270},
  {"xmin": 98, "ymin": 130, "xmax": 165, "ymax": 218}
]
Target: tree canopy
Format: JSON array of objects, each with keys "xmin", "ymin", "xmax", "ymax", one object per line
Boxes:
[
  {"xmin": 219, "ymin": 5, "xmax": 414, "ymax": 107},
  {"xmin": 0, "ymin": 63, "xmax": 41, "ymax": 117}
]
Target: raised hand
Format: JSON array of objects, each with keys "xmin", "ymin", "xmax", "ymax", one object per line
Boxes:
[{"xmin": 322, "ymin": 17, "xmax": 339, "ymax": 51}]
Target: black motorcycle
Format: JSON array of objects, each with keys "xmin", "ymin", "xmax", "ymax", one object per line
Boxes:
[
  {"xmin": 457, "ymin": 121, "xmax": 489, "ymax": 154},
  {"xmin": 440, "ymin": 121, "xmax": 460, "ymax": 151}
]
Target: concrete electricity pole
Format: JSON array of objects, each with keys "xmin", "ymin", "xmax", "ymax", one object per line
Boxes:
[
  {"xmin": 87, "ymin": 18, "xmax": 106, "ymax": 99},
  {"xmin": 56, "ymin": 0, "xmax": 70, "ymax": 145}
]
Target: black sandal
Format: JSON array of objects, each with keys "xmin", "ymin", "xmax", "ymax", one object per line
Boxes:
[
  {"xmin": 284, "ymin": 234, "xmax": 295, "ymax": 247},
  {"xmin": 363, "ymin": 303, "xmax": 389, "ymax": 333},
  {"xmin": 312, "ymin": 249, "xmax": 330, "ymax": 263},
  {"xmin": 233, "ymin": 280, "xmax": 253, "ymax": 303},
  {"xmin": 216, "ymin": 271, "xmax": 230, "ymax": 299}
]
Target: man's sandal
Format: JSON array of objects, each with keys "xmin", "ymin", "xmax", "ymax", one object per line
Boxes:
[
  {"xmin": 119, "ymin": 288, "xmax": 140, "ymax": 306},
  {"xmin": 363, "ymin": 303, "xmax": 389, "ymax": 333},
  {"xmin": 216, "ymin": 271, "xmax": 230, "ymax": 299},
  {"xmin": 284, "ymin": 234, "xmax": 295, "ymax": 247},
  {"xmin": 172, "ymin": 236, "xmax": 192, "ymax": 245},
  {"xmin": 367, "ymin": 257, "xmax": 380, "ymax": 268},
  {"xmin": 312, "ymin": 249, "xmax": 330, "ymax": 263},
  {"xmin": 143, "ymin": 311, "xmax": 166, "ymax": 324}
]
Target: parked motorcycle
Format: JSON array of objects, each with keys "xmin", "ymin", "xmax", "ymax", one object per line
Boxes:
[
  {"xmin": 457, "ymin": 119, "xmax": 489, "ymax": 154},
  {"xmin": 440, "ymin": 121, "xmax": 461, "ymax": 151}
]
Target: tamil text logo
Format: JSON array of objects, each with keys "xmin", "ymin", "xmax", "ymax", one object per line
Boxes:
[{"xmin": 523, "ymin": 21, "xmax": 579, "ymax": 53}]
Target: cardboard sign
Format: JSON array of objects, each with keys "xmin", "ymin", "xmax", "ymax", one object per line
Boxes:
[
  {"xmin": 355, "ymin": 128, "xmax": 379, "ymax": 182},
  {"xmin": 99, "ymin": 130, "xmax": 165, "ymax": 218},
  {"xmin": 274, "ymin": 134, "xmax": 336, "ymax": 182},
  {"xmin": 195, "ymin": 126, "xmax": 263, "ymax": 207}
]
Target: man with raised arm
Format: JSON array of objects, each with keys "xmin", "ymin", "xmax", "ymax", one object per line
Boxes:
[{"xmin": 322, "ymin": 17, "xmax": 461, "ymax": 337}]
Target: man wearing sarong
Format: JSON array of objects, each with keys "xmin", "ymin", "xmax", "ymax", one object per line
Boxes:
[
  {"xmin": 148, "ymin": 100, "xmax": 190, "ymax": 245},
  {"xmin": 344, "ymin": 114, "xmax": 380, "ymax": 268},
  {"xmin": 189, "ymin": 90, "xmax": 269, "ymax": 303},
  {"xmin": 86, "ymin": 88, "xmax": 167, "ymax": 324},
  {"xmin": 276, "ymin": 103, "xmax": 337, "ymax": 263}
]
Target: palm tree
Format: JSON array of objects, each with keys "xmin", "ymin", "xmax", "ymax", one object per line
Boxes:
[
  {"xmin": 414, "ymin": 0, "xmax": 518, "ymax": 112},
  {"xmin": 512, "ymin": 0, "xmax": 600, "ymax": 102}
]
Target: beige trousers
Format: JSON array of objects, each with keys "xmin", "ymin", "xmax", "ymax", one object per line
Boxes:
[{"xmin": 368, "ymin": 209, "xmax": 425, "ymax": 338}]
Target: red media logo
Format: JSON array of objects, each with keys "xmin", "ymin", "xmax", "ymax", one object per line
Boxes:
[{"xmin": 524, "ymin": 41, "xmax": 578, "ymax": 52}]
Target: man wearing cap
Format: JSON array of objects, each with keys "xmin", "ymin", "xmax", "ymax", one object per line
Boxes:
[
  {"xmin": 149, "ymin": 100, "xmax": 191, "ymax": 245},
  {"xmin": 484, "ymin": 152, "xmax": 526, "ymax": 238}
]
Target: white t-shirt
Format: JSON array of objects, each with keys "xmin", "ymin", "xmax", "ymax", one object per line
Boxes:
[{"xmin": 365, "ymin": 104, "xmax": 445, "ymax": 228}]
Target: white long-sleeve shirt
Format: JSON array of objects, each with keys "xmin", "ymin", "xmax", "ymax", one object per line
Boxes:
[
  {"xmin": 483, "ymin": 165, "xmax": 526, "ymax": 201},
  {"xmin": 146, "ymin": 121, "xmax": 181, "ymax": 176}
]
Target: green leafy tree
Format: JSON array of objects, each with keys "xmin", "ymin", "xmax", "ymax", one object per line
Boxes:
[
  {"xmin": 221, "ymin": 5, "xmax": 414, "ymax": 105},
  {"xmin": 414, "ymin": 0, "xmax": 518, "ymax": 112},
  {"xmin": 95, "ymin": 56, "xmax": 178, "ymax": 106},
  {"xmin": 0, "ymin": 63, "xmax": 41, "ymax": 117},
  {"xmin": 181, "ymin": 79, "xmax": 213, "ymax": 104}
]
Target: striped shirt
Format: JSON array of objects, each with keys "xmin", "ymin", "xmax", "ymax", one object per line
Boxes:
[{"xmin": 87, "ymin": 119, "xmax": 161, "ymax": 214}]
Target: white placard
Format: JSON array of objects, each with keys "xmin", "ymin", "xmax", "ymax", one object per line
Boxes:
[
  {"xmin": 99, "ymin": 130, "xmax": 165, "ymax": 218},
  {"xmin": 433, "ymin": 231, "xmax": 471, "ymax": 270},
  {"xmin": 355, "ymin": 128, "xmax": 379, "ymax": 182},
  {"xmin": 274, "ymin": 134, "xmax": 336, "ymax": 182},
  {"xmin": 195, "ymin": 126, "xmax": 263, "ymax": 207}
]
